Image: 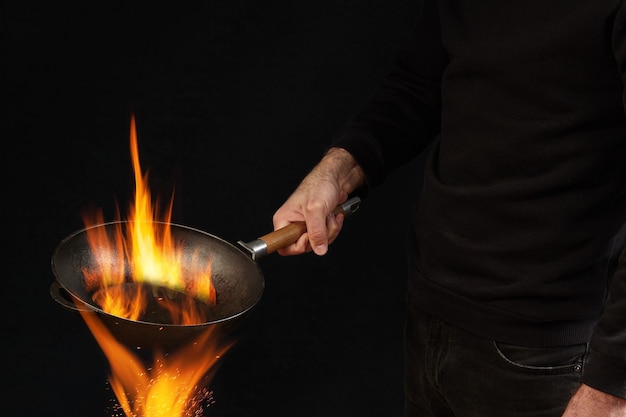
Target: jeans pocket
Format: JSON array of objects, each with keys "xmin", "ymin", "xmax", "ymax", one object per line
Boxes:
[{"xmin": 493, "ymin": 341, "xmax": 586, "ymax": 374}]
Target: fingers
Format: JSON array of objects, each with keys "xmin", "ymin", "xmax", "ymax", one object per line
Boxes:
[
  {"xmin": 327, "ymin": 212, "xmax": 345, "ymax": 246},
  {"xmin": 309, "ymin": 211, "xmax": 345, "ymax": 255},
  {"xmin": 275, "ymin": 210, "xmax": 345, "ymax": 256},
  {"xmin": 304, "ymin": 203, "xmax": 332, "ymax": 255},
  {"xmin": 276, "ymin": 233, "xmax": 312, "ymax": 256}
]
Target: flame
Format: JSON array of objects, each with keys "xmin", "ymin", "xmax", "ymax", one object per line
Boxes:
[
  {"xmin": 75, "ymin": 115, "xmax": 232, "ymax": 416},
  {"xmin": 79, "ymin": 309, "xmax": 233, "ymax": 417},
  {"xmin": 81, "ymin": 115, "xmax": 215, "ymax": 324}
]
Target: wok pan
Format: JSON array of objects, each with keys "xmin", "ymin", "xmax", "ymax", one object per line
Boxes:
[{"xmin": 50, "ymin": 197, "xmax": 361, "ymax": 351}]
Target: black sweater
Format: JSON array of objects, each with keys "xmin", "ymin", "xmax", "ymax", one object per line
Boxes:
[{"xmin": 334, "ymin": 0, "xmax": 626, "ymax": 398}]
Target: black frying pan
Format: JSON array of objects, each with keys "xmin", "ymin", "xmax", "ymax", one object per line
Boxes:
[{"xmin": 50, "ymin": 197, "xmax": 360, "ymax": 351}]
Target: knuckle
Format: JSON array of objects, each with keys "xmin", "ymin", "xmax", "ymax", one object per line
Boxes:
[
  {"xmin": 308, "ymin": 229, "xmax": 327, "ymax": 243},
  {"xmin": 304, "ymin": 199, "xmax": 330, "ymax": 216}
]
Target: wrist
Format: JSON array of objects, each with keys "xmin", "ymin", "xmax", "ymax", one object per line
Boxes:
[{"xmin": 322, "ymin": 147, "xmax": 366, "ymax": 196}]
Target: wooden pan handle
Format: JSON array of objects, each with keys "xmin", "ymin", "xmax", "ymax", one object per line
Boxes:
[
  {"xmin": 237, "ymin": 196, "xmax": 361, "ymax": 260},
  {"xmin": 258, "ymin": 221, "xmax": 308, "ymax": 255}
]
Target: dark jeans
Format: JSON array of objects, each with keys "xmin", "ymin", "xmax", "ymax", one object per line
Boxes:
[{"xmin": 405, "ymin": 304, "xmax": 586, "ymax": 417}]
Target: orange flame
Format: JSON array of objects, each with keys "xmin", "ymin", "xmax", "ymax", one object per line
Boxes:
[
  {"xmin": 79, "ymin": 309, "xmax": 233, "ymax": 417},
  {"xmin": 76, "ymin": 115, "xmax": 232, "ymax": 416},
  {"xmin": 81, "ymin": 115, "xmax": 215, "ymax": 324}
]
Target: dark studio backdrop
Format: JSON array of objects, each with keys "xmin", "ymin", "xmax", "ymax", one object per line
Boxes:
[{"xmin": 3, "ymin": 1, "xmax": 428, "ymax": 416}]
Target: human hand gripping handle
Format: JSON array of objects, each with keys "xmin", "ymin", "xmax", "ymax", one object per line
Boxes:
[
  {"xmin": 238, "ymin": 197, "xmax": 361, "ymax": 260},
  {"xmin": 268, "ymin": 147, "xmax": 366, "ymax": 256}
]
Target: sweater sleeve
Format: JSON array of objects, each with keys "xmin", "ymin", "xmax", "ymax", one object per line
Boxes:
[
  {"xmin": 581, "ymin": 0, "xmax": 626, "ymax": 399},
  {"xmin": 583, "ymin": 242, "xmax": 626, "ymax": 398},
  {"xmin": 332, "ymin": 0, "xmax": 448, "ymax": 187}
]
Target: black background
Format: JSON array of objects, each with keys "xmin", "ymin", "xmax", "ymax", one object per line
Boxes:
[{"xmin": 3, "ymin": 1, "xmax": 427, "ymax": 416}]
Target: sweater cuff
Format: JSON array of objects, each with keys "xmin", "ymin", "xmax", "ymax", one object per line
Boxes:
[
  {"xmin": 332, "ymin": 127, "xmax": 385, "ymax": 188},
  {"xmin": 582, "ymin": 348, "xmax": 626, "ymax": 399}
]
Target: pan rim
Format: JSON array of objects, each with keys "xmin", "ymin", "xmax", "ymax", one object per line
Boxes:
[{"xmin": 51, "ymin": 220, "xmax": 265, "ymax": 328}]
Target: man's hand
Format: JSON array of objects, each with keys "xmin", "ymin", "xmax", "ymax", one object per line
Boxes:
[
  {"xmin": 272, "ymin": 147, "xmax": 365, "ymax": 256},
  {"xmin": 562, "ymin": 384, "xmax": 626, "ymax": 417}
]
